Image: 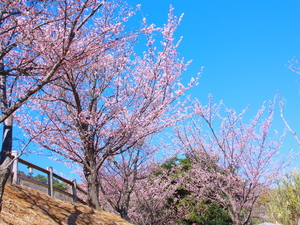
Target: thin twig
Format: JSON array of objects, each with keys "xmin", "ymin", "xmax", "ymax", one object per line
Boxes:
[{"xmin": 280, "ymin": 101, "xmax": 300, "ymax": 145}]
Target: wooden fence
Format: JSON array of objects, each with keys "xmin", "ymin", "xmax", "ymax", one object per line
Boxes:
[{"xmin": 10, "ymin": 151, "xmax": 87, "ymax": 205}]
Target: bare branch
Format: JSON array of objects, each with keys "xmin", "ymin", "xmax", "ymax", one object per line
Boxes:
[{"xmin": 280, "ymin": 100, "xmax": 300, "ymax": 145}]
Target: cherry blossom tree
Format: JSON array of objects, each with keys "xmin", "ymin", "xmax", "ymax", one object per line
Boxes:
[
  {"xmin": 129, "ymin": 156, "xmax": 233, "ymax": 225},
  {"xmin": 175, "ymin": 97, "xmax": 286, "ymax": 225},
  {"xmin": 128, "ymin": 164, "xmax": 184, "ymax": 225},
  {"xmin": 95, "ymin": 147, "xmax": 232, "ymax": 224},
  {"xmin": 97, "ymin": 141, "xmax": 156, "ymax": 220},
  {"xmin": 78, "ymin": 140, "xmax": 182, "ymax": 223},
  {"xmin": 17, "ymin": 5, "xmax": 196, "ymax": 209},
  {"xmin": 0, "ymin": 0, "xmax": 105, "ymax": 211}
]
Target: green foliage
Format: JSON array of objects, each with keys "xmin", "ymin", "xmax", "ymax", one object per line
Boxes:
[
  {"xmin": 33, "ymin": 174, "xmax": 47, "ymax": 183},
  {"xmin": 53, "ymin": 180, "xmax": 67, "ymax": 191},
  {"xmin": 32, "ymin": 173, "xmax": 67, "ymax": 191},
  {"xmin": 157, "ymin": 156, "xmax": 233, "ymax": 225},
  {"xmin": 154, "ymin": 157, "xmax": 192, "ymax": 177},
  {"xmin": 266, "ymin": 169, "xmax": 300, "ymax": 225},
  {"xmin": 188, "ymin": 204, "xmax": 232, "ymax": 225},
  {"xmin": 175, "ymin": 197, "xmax": 232, "ymax": 225}
]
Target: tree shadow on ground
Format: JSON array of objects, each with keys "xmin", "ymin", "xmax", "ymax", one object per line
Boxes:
[{"xmin": 1, "ymin": 183, "xmax": 131, "ymax": 225}]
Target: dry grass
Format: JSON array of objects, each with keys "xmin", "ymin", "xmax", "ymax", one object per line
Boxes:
[{"xmin": 0, "ymin": 183, "xmax": 132, "ymax": 225}]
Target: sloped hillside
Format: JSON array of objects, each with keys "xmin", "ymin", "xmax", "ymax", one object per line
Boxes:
[{"xmin": 0, "ymin": 183, "xmax": 132, "ymax": 225}]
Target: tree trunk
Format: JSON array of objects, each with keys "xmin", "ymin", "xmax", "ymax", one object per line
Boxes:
[
  {"xmin": 84, "ymin": 164, "xmax": 101, "ymax": 210},
  {"xmin": 118, "ymin": 209, "xmax": 130, "ymax": 222},
  {"xmin": 0, "ymin": 116, "xmax": 13, "ymax": 213},
  {"xmin": 0, "ymin": 115, "xmax": 13, "ymax": 164},
  {"xmin": 0, "ymin": 157, "xmax": 10, "ymax": 212},
  {"xmin": 116, "ymin": 192, "xmax": 131, "ymax": 221},
  {"xmin": 0, "ymin": 63, "xmax": 12, "ymax": 164},
  {"xmin": 0, "ymin": 63, "xmax": 13, "ymax": 213}
]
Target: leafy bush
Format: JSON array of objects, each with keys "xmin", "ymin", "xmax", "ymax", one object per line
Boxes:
[
  {"xmin": 266, "ymin": 170, "xmax": 300, "ymax": 224},
  {"xmin": 156, "ymin": 156, "xmax": 233, "ymax": 225}
]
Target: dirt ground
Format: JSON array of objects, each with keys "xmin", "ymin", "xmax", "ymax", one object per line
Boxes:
[{"xmin": 0, "ymin": 183, "xmax": 132, "ymax": 225}]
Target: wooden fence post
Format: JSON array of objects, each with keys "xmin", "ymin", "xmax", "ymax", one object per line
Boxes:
[
  {"xmin": 47, "ymin": 166, "xmax": 53, "ymax": 197},
  {"xmin": 72, "ymin": 179, "xmax": 77, "ymax": 203},
  {"xmin": 8, "ymin": 156, "xmax": 87, "ymax": 204},
  {"xmin": 11, "ymin": 151, "xmax": 18, "ymax": 184}
]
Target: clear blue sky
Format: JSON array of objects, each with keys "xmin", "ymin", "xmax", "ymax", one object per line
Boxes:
[
  {"xmin": 17, "ymin": 0, "xmax": 300, "ymax": 181},
  {"xmin": 130, "ymin": 1, "xmax": 300, "ymax": 150}
]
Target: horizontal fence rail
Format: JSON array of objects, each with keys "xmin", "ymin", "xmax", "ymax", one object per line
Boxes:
[{"xmin": 10, "ymin": 151, "xmax": 87, "ymax": 205}]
